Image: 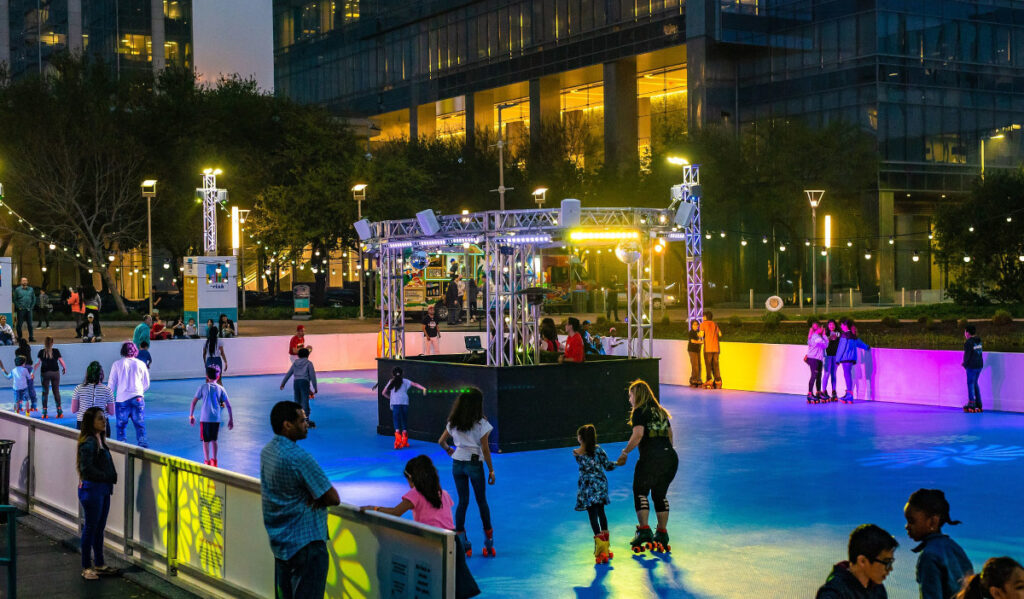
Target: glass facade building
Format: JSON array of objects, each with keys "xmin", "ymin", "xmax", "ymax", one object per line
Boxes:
[
  {"xmin": 273, "ymin": 0, "xmax": 1024, "ymax": 298},
  {"xmin": 1, "ymin": 0, "xmax": 192, "ymax": 80}
]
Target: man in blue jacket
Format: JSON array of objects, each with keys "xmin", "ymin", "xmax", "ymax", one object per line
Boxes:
[
  {"xmin": 962, "ymin": 324, "xmax": 983, "ymax": 412},
  {"xmin": 13, "ymin": 277, "xmax": 36, "ymax": 342}
]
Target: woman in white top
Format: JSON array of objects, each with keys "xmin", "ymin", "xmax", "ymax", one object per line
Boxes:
[
  {"xmin": 0, "ymin": 315, "xmax": 13, "ymax": 345},
  {"xmin": 438, "ymin": 388, "xmax": 495, "ymax": 558},
  {"xmin": 70, "ymin": 361, "xmax": 115, "ymax": 431},
  {"xmin": 382, "ymin": 366, "xmax": 426, "ymax": 450},
  {"xmin": 805, "ymin": 321, "xmax": 829, "ymax": 403}
]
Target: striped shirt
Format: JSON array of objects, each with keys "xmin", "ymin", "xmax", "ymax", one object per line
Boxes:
[{"xmin": 72, "ymin": 383, "xmax": 115, "ymax": 422}]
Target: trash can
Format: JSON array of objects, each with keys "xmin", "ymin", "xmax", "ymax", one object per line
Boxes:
[
  {"xmin": 570, "ymin": 290, "xmax": 588, "ymax": 313},
  {"xmin": 0, "ymin": 440, "xmax": 13, "ymax": 522}
]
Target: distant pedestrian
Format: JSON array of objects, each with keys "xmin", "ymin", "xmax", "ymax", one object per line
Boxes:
[
  {"xmin": 81, "ymin": 313, "xmax": 102, "ymax": 343},
  {"xmin": 699, "ymin": 311, "xmax": 722, "ymax": 388},
  {"xmin": 69, "ymin": 286, "xmax": 85, "ymax": 337},
  {"xmin": 35, "ymin": 336, "xmax": 67, "ymax": 419},
  {"xmin": 382, "ymin": 366, "xmax": 426, "ymax": 449},
  {"xmin": 13, "ymin": 277, "xmax": 36, "ymax": 342},
  {"xmin": 954, "ymin": 557, "xmax": 1023, "ymax": 599},
  {"xmin": 904, "ymin": 489, "xmax": 973, "ymax": 599},
  {"xmin": 76, "ymin": 406, "xmax": 118, "ymax": 581},
  {"xmin": 816, "ymin": 524, "xmax": 898, "ymax": 599},
  {"xmin": 280, "ymin": 347, "xmax": 318, "ymax": 428},
  {"xmin": 71, "ymin": 361, "xmax": 115, "ymax": 430},
  {"xmin": 132, "ymin": 315, "xmax": 152, "ymax": 349},
  {"xmin": 422, "ymin": 304, "xmax": 441, "ymax": 355},
  {"xmin": 36, "ymin": 287, "xmax": 52, "ymax": 329},
  {"xmin": 605, "ymin": 276, "xmax": 620, "ymax": 322},
  {"xmin": 108, "ymin": 342, "xmax": 151, "ymax": 447},
  {"xmin": 467, "ymin": 276, "xmax": 479, "ymax": 322},
  {"xmin": 260, "ymin": 400, "xmax": 340, "ymax": 599},
  {"xmin": 190, "ymin": 365, "xmax": 234, "ymax": 467},
  {"xmin": 962, "ymin": 325, "xmax": 984, "ymax": 413},
  {"xmin": 687, "ymin": 320, "xmax": 703, "ymax": 387},
  {"xmin": 446, "ymin": 274, "xmax": 462, "ymax": 326}
]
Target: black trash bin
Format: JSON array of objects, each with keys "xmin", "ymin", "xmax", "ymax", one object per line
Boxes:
[{"xmin": 0, "ymin": 440, "xmax": 13, "ymax": 523}]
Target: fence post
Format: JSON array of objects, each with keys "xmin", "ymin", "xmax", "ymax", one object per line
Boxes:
[
  {"xmin": 124, "ymin": 455, "xmax": 135, "ymax": 556},
  {"xmin": 167, "ymin": 465, "xmax": 179, "ymax": 576},
  {"xmin": 749, "ymin": 289, "xmax": 754, "ymax": 310},
  {"xmin": 850, "ymin": 288, "xmax": 853, "ymax": 309}
]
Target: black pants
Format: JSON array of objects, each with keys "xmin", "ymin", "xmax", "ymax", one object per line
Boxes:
[
  {"xmin": 274, "ymin": 541, "xmax": 328, "ymax": 599},
  {"xmin": 586, "ymin": 504, "xmax": 608, "ymax": 534},
  {"xmin": 37, "ymin": 308, "xmax": 50, "ymax": 327},
  {"xmin": 606, "ymin": 301, "xmax": 619, "ymax": 322},
  {"xmin": 633, "ymin": 447, "xmax": 679, "ymax": 513},
  {"xmin": 806, "ymin": 358, "xmax": 823, "ymax": 393},
  {"xmin": 16, "ymin": 309, "xmax": 33, "ymax": 340}
]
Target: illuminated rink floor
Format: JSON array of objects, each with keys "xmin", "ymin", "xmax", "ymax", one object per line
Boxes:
[{"xmin": 49, "ymin": 371, "xmax": 1024, "ymax": 598}]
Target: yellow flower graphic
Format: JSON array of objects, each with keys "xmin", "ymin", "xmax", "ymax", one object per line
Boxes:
[{"xmin": 325, "ymin": 514, "xmax": 372, "ymax": 599}]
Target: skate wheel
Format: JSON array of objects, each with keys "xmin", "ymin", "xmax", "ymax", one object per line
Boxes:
[
  {"xmin": 645, "ymin": 542, "xmax": 653, "ymax": 550},
  {"xmin": 465, "ymin": 549, "xmax": 472, "ymax": 558},
  {"xmin": 665, "ymin": 545, "xmax": 671, "ymax": 552},
  {"xmin": 607, "ymin": 551, "xmax": 614, "ymax": 559},
  {"xmin": 632, "ymin": 547, "xmax": 643, "ymax": 553}
]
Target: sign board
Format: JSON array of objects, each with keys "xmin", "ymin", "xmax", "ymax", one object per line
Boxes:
[
  {"xmin": 183, "ymin": 256, "xmax": 238, "ymax": 333},
  {"xmin": 293, "ymin": 284, "xmax": 311, "ymax": 315}
]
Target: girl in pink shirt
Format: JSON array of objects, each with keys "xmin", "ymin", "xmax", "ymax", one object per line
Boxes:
[{"xmin": 362, "ymin": 455, "xmax": 480, "ymax": 598}]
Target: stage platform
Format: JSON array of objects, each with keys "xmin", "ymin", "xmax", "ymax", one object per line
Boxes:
[
  {"xmin": 375, "ymin": 354, "xmax": 660, "ymax": 452},
  {"xmin": 27, "ymin": 371, "xmax": 1024, "ymax": 598}
]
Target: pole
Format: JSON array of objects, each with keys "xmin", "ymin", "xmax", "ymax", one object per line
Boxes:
[
  {"xmin": 358, "ymin": 197, "xmax": 364, "ymax": 320},
  {"xmin": 147, "ymin": 195, "xmax": 153, "ymax": 315},
  {"xmin": 240, "ymin": 234, "xmax": 245, "ymax": 313},
  {"xmin": 811, "ymin": 206, "xmax": 817, "ymax": 314},
  {"xmin": 825, "ymin": 251, "xmax": 830, "ymax": 313},
  {"xmin": 773, "ymin": 226, "xmax": 779, "ymax": 297},
  {"xmin": 980, "ymin": 138, "xmax": 985, "ymax": 179}
]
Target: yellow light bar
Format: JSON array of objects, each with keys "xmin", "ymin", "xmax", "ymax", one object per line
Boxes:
[
  {"xmin": 569, "ymin": 230, "xmax": 641, "ymax": 242},
  {"xmin": 824, "ymin": 215, "xmax": 831, "ymax": 248}
]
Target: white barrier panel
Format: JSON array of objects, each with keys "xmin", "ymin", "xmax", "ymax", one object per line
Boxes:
[{"xmin": 0, "ymin": 412, "xmax": 455, "ymax": 599}]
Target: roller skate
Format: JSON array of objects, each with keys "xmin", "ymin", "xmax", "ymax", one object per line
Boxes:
[
  {"xmin": 481, "ymin": 528, "xmax": 495, "ymax": 557},
  {"xmin": 713, "ymin": 380, "xmax": 723, "ymax": 389},
  {"xmin": 56, "ymin": 408, "xmax": 63, "ymax": 419},
  {"xmin": 456, "ymin": 530, "xmax": 472, "ymax": 557},
  {"xmin": 703, "ymin": 380, "xmax": 714, "ymax": 389},
  {"xmin": 839, "ymin": 393, "xmax": 854, "ymax": 404},
  {"xmin": 594, "ymin": 533, "xmax": 612, "ymax": 564},
  {"xmin": 816, "ymin": 392, "xmax": 829, "ymax": 402},
  {"xmin": 830, "ymin": 391, "xmax": 839, "ymax": 403},
  {"xmin": 400, "ymin": 431, "xmax": 409, "ymax": 448},
  {"xmin": 651, "ymin": 528, "xmax": 671, "ymax": 553},
  {"xmin": 14, "ymin": 402, "xmax": 23, "ymax": 415},
  {"xmin": 963, "ymin": 402, "xmax": 982, "ymax": 413},
  {"xmin": 630, "ymin": 525, "xmax": 653, "ymax": 554},
  {"xmin": 41, "ymin": 410, "xmax": 48, "ymax": 419},
  {"xmin": 806, "ymin": 393, "xmax": 817, "ymax": 404},
  {"xmin": 393, "ymin": 431, "xmax": 401, "ymax": 449}
]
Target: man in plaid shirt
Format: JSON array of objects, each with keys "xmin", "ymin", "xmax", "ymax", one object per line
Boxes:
[{"xmin": 260, "ymin": 401, "xmax": 340, "ymax": 598}]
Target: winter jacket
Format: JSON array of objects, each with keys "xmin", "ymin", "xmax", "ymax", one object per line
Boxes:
[
  {"xmin": 913, "ymin": 533, "xmax": 973, "ymax": 599},
  {"xmin": 962, "ymin": 336, "xmax": 983, "ymax": 370},
  {"xmin": 816, "ymin": 561, "xmax": 888, "ymax": 599},
  {"xmin": 806, "ymin": 332, "xmax": 828, "ymax": 361},
  {"xmin": 13, "ymin": 286, "xmax": 36, "ymax": 311},
  {"xmin": 836, "ymin": 333, "xmax": 870, "ymax": 364},
  {"xmin": 78, "ymin": 436, "xmax": 118, "ymax": 485}
]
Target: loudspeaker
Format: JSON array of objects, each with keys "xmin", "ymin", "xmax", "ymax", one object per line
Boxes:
[
  {"xmin": 417, "ymin": 209, "xmax": 441, "ymax": 235},
  {"xmin": 354, "ymin": 219, "xmax": 373, "ymax": 241},
  {"xmin": 673, "ymin": 203, "xmax": 696, "ymax": 227},
  {"xmin": 689, "ymin": 184, "xmax": 702, "ymax": 199},
  {"xmin": 560, "ymin": 199, "xmax": 581, "ymax": 228}
]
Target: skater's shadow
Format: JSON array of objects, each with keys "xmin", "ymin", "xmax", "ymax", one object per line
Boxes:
[
  {"xmin": 631, "ymin": 553, "xmax": 707, "ymax": 599},
  {"xmin": 573, "ymin": 564, "xmax": 612, "ymax": 599}
]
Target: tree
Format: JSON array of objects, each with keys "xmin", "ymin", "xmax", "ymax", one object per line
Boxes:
[{"xmin": 934, "ymin": 170, "xmax": 1024, "ymax": 303}]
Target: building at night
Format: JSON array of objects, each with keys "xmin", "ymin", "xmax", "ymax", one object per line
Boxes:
[
  {"xmin": 276, "ymin": 1, "xmax": 1024, "ymax": 300},
  {"xmin": 0, "ymin": 0, "xmax": 192, "ymax": 80}
]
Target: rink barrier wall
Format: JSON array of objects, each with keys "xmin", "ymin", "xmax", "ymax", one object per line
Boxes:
[
  {"xmin": 0, "ymin": 412, "xmax": 456, "ymax": 599},
  {"xmin": 0, "ymin": 331, "xmax": 1019, "ymax": 412}
]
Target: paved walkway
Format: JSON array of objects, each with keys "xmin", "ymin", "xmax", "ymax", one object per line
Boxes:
[{"xmin": 0, "ymin": 514, "xmax": 197, "ymax": 599}]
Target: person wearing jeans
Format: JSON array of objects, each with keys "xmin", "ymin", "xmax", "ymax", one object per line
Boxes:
[
  {"xmin": 280, "ymin": 347, "xmax": 318, "ymax": 428},
  {"xmin": 962, "ymin": 324, "xmax": 984, "ymax": 411},
  {"xmin": 261, "ymin": 401, "xmax": 340, "ymax": 599},
  {"xmin": 107, "ymin": 342, "xmax": 151, "ymax": 447},
  {"xmin": 13, "ymin": 277, "xmax": 36, "ymax": 342},
  {"xmin": 76, "ymin": 406, "xmax": 118, "ymax": 580},
  {"xmin": 821, "ymin": 319, "xmax": 841, "ymax": 400}
]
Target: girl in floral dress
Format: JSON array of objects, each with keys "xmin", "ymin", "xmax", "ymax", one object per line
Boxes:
[{"xmin": 574, "ymin": 424, "xmax": 617, "ymax": 564}]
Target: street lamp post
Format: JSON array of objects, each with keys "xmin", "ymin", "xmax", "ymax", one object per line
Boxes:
[
  {"xmin": 352, "ymin": 184, "xmax": 368, "ymax": 319},
  {"xmin": 141, "ymin": 180, "xmax": 157, "ymax": 314},
  {"xmin": 532, "ymin": 187, "xmax": 548, "ymax": 208},
  {"xmin": 492, "ymin": 103, "xmax": 517, "ymax": 210},
  {"xmin": 805, "ymin": 190, "xmax": 825, "ymax": 313},
  {"xmin": 232, "ymin": 206, "xmax": 250, "ymax": 312},
  {"xmin": 824, "ymin": 215, "xmax": 831, "ymax": 312}
]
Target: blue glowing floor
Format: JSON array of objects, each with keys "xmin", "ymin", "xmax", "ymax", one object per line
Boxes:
[{"xmin": 41, "ymin": 373, "xmax": 1024, "ymax": 598}]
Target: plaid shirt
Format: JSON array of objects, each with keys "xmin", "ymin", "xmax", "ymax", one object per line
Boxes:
[{"xmin": 260, "ymin": 435, "xmax": 333, "ymax": 560}]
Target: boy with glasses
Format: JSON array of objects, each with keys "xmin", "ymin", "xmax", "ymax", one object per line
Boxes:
[{"xmin": 817, "ymin": 524, "xmax": 899, "ymax": 598}]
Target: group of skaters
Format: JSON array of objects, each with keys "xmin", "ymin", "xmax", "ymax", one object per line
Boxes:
[
  {"xmin": 804, "ymin": 318, "xmax": 871, "ymax": 403},
  {"xmin": 817, "ymin": 489, "xmax": 1022, "ymax": 599},
  {"xmin": 686, "ymin": 311, "xmax": 723, "ymax": 388}
]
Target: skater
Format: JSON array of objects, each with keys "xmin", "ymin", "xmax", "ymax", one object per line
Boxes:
[
  {"xmin": 35, "ymin": 336, "xmax": 67, "ymax": 418},
  {"xmin": 816, "ymin": 524, "xmax": 898, "ymax": 599},
  {"xmin": 699, "ymin": 311, "xmax": 722, "ymax": 388},
  {"xmin": 687, "ymin": 319, "xmax": 703, "ymax": 387},
  {"xmin": 280, "ymin": 347, "xmax": 318, "ymax": 428},
  {"xmin": 190, "ymin": 366, "xmax": 234, "ymax": 467},
  {"xmin": 446, "ymin": 274, "xmax": 462, "ymax": 326},
  {"xmin": 438, "ymin": 388, "xmax": 496, "ymax": 558},
  {"xmin": 202, "ymin": 326, "xmax": 228, "ymax": 383},
  {"xmin": 71, "ymin": 361, "xmax": 115, "ymax": 430},
  {"xmin": 962, "ymin": 325, "xmax": 984, "ymax": 412},
  {"xmin": 954, "ymin": 557, "xmax": 1024, "ymax": 599},
  {"xmin": 360, "ymin": 455, "xmax": 481, "ymax": 599},
  {"xmin": 904, "ymin": 489, "xmax": 973, "ymax": 599},
  {"xmin": 806, "ymin": 322, "xmax": 828, "ymax": 403},
  {"xmin": 560, "ymin": 317, "xmax": 585, "ymax": 363},
  {"xmin": 422, "ymin": 304, "xmax": 441, "ymax": 355},
  {"xmin": 574, "ymin": 424, "xmax": 617, "ymax": 564},
  {"xmin": 137, "ymin": 341, "xmax": 153, "ymax": 369},
  {"xmin": 616, "ymin": 379, "xmax": 679, "ymax": 554},
  {"xmin": 14, "ymin": 339, "xmax": 39, "ymax": 412},
  {"xmin": 132, "ymin": 315, "xmax": 152, "ymax": 350},
  {"xmin": 382, "ymin": 366, "xmax": 426, "ymax": 449},
  {"xmin": 76, "ymin": 406, "xmax": 118, "ymax": 581},
  {"xmin": 822, "ymin": 319, "xmax": 841, "ymax": 401},
  {"xmin": 108, "ymin": 342, "xmax": 151, "ymax": 447},
  {"xmin": 835, "ymin": 319, "xmax": 870, "ymax": 403},
  {"xmin": 1, "ymin": 357, "xmax": 33, "ymax": 413}
]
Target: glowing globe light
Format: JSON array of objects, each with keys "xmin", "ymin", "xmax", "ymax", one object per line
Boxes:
[
  {"xmin": 615, "ymin": 240, "xmax": 642, "ymax": 264},
  {"xmin": 410, "ymin": 250, "xmax": 429, "ymax": 270}
]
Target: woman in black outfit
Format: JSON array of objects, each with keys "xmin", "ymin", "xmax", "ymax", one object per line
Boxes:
[
  {"xmin": 76, "ymin": 406, "xmax": 118, "ymax": 580},
  {"xmin": 687, "ymin": 320, "xmax": 703, "ymax": 387},
  {"xmin": 616, "ymin": 379, "xmax": 679, "ymax": 554}
]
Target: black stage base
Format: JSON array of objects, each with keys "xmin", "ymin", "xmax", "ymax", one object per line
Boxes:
[{"xmin": 377, "ymin": 354, "xmax": 660, "ymax": 453}]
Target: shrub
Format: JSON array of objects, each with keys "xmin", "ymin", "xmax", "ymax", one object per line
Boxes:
[
  {"xmin": 660, "ymin": 315, "xmax": 671, "ymax": 326},
  {"xmin": 916, "ymin": 316, "xmax": 928, "ymax": 324},
  {"xmin": 993, "ymin": 309, "xmax": 1013, "ymax": 327},
  {"xmin": 728, "ymin": 315, "xmax": 743, "ymax": 327},
  {"xmin": 923, "ymin": 317, "xmax": 939, "ymax": 331},
  {"xmin": 595, "ymin": 315, "xmax": 608, "ymax": 325},
  {"xmin": 956, "ymin": 318, "xmax": 968, "ymax": 330},
  {"xmin": 881, "ymin": 316, "xmax": 901, "ymax": 328},
  {"xmin": 762, "ymin": 311, "xmax": 785, "ymax": 328}
]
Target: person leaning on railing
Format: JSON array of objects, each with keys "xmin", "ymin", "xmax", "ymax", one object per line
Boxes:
[{"xmin": 76, "ymin": 406, "xmax": 119, "ymax": 581}]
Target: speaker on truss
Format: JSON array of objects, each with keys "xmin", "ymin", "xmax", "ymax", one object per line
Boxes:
[
  {"xmin": 416, "ymin": 209, "xmax": 441, "ymax": 236},
  {"xmin": 560, "ymin": 199, "xmax": 581, "ymax": 228},
  {"xmin": 354, "ymin": 219, "xmax": 373, "ymax": 241},
  {"xmin": 673, "ymin": 203, "xmax": 696, "ymax": 227},
  {"xmin": 690, "ymin": 184, "xmax": 702, "ymax": 199}
]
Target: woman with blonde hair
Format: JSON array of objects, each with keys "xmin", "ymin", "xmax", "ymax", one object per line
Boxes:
[{"xmin": 616, "ymin": 379, "xmax": 678, "ymax": 555}]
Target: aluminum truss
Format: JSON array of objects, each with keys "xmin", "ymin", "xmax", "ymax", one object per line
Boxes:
[
  {"xmin": 483, "ymin": 239, "xmax": 539, "ymax": 366},
  {"xmin": 625, "ymin": 243, "xmax": 655, "ymax": 358},
  {"xmin": 377, "ymin": 242, "xmax": 406, "ymax": 359},
  {"xmin": 199, "ymin": 173, "xmax": 227, "ymax": 256},
  {"xmin": 680, "ymin": 165, "xmax": 704, "ymax": 324}
]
